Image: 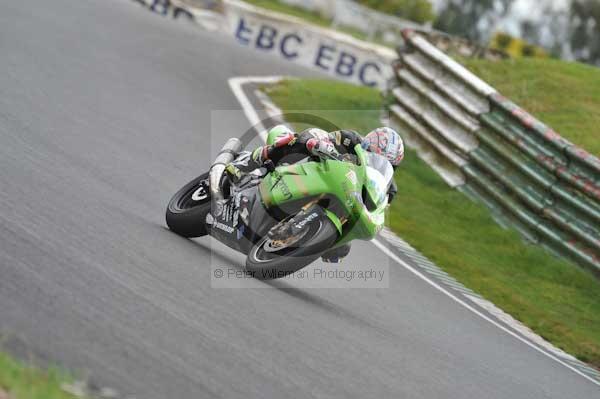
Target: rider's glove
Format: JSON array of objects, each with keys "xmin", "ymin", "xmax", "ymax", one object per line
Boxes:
[
  {"xmin": 306, "ymin": 138, "xmax": 340, "ymax": 160},
  {"xmin": 225, "ymin": 163, "xmax": 243, "ymax": 183}
]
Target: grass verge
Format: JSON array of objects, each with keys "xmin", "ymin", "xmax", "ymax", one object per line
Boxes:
[
  {"xmin": 264, "ymin": 78, "xmax": 600, "ymax": 368},
  {"xmin": 0, "ymin": 351, "xmax": 80, "ymax": 399},
  {"xmin": 242, "ymin": 0, "xmax": 330, "ymax": 27},
  {"xmin": 464, "ymin": 57, "xmax": 600, "ymax": 156},
  {"xmin": 241, "ymin": 0, "xmax": 391, "ymax": 47}
]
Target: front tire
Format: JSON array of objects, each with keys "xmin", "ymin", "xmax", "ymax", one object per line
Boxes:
[
  {"xmin": 166, "ymin": 172, "xmax": 211, "ymax": 237},
  {"xmin": 245, "ymin": 214, "xmax": 338, "ymax": 279}
]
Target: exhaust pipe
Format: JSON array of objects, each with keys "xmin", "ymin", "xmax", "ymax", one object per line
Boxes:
[{"xmin": 209, "ymin": 138, "xmax": 243, "ymax": 216}]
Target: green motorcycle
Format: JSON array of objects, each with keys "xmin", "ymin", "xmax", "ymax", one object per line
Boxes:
[{"xmin": 166, "ymin": 129, "xmax": 393, "ymax": 279}]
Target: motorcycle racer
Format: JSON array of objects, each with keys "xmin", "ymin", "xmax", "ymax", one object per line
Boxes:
[{"xmin": 225, "ymin": 125, "xmax": 404, "ymax": 263}]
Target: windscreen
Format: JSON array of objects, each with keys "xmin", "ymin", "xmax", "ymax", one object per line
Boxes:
[
  {"xmin": 365, "ymin": 152, "xmax": 394, "ymax": 188},
  {"xmin": 364, "ymin": 152, "xmax": 394, "ymax": 208}
]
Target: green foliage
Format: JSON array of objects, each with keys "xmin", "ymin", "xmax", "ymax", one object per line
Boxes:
[
  {"xmin": 570, "ymin": 0, "xmax": 600, "ymax": 64},
  {"xmin": 433, "ymin": 0, "xmax": 512, "ymax": 41},
  {"xmin": 267, "ymin": 78, "xmax": 600, "ymax": 368},
  {"xmin": 432, "ymin": 0, "xmax": 600, "ymax": 66},
  {"xmin": 357, "ymin": 0, "xmax": 434, "ymax": 24},
  {"xmin": 495, "ymin": 32, "xmax": 512, "ymax": 49},
  {"xmin": 241, "ymin": 0, "xmax": 393, "ymax": 47},
  {"xmin": 0, "ymin": 351, "xmax": 80, "ymax": 399},
  {"xmin": 242, "ymin": 0, "xmax": 330, "ymax": 26},
  {"xmin": 489, "ymin": 32, "xmax": 547, "ymax": 58},
  {"xmin": 521, "ymin": 44, "xmax": 536, "ymax": 57}
]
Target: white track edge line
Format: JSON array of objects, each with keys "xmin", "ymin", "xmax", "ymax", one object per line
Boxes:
[
  {"xmin": 371, "ymin": 239, "xmax": 599, "ymax": 386},
  {"xmin": 228, "ymin": 76, "xmax": 283, "ymax": 141}
]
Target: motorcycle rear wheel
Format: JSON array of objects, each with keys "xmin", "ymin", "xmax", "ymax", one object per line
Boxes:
[
  {"xmin": 245, "ymin": 213, "xmax": 338, "ymax": 279},
  {"xmin": 166, "ymin": 172, "xmax": 211, "ymax": 237}
]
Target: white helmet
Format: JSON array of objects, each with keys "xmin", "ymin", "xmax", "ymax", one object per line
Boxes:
[{"xmin": 362, "ymin": 127, "xmax": 404, "ymax": 166}]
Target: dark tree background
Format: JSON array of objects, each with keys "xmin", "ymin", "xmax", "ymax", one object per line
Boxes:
[
  {"xmin": 568, "ymin": 0, "xmax": 600, "ymax": 64},
  {"xmin": 357, "ymin": 0, "xmax": 435, "ymax": 24},
  {"xmin": 433, "ymin": 0, "xmax": 514, "ymax": 42},
  {"xmin": 432, "ymin": 0, "xmax": 600, "ymax": 65}
]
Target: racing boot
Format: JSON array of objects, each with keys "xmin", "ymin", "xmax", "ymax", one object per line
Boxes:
[{"xmin": 321, "ymin": 243, "xmax": 351, "ymax": 263}]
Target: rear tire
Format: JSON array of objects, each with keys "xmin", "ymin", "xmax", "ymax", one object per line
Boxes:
[
  {"xmin": 166, "ymin": 172, "xmax": 211, "ymax": 237},
  {"xmin": 245, "ymin": 214, "xmax": 338, "ymax": 280}
]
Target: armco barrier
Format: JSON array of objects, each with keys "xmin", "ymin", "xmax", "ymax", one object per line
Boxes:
[{"xmin": 388, "ymin": 30, "xmax": 600, "ymax": 274}]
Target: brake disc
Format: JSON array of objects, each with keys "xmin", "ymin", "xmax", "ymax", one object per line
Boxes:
[{"xmin": 263, "ymin": 223, "xmax": 309, "ymax": 253}]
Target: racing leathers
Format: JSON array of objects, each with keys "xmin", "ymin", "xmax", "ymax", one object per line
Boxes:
[
  {"xmin": 226, "ymin": 128, "xmax": 398, "ymax": 263},
  {"xmin": 227, "ymin": 128, "xmax": 398, "ymax": 203}
]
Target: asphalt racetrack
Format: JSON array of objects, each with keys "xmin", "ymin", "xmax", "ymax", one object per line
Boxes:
[{"xmin": 0, "ymin": 0, "xmax": 598, "ymax": 398}]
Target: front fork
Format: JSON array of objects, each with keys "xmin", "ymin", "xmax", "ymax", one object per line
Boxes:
[
  {"xmin": 268, "ymin": 201, "xmax": 343, "ymax": 241},
  {"xmin": 300, "ymin": 198, "xmax": 343, "ymax": 236}
]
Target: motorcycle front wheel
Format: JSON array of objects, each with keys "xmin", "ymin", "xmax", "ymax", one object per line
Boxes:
[
  {"xmin": 166, "ymin": 172, "xmax": 211, "ymax": 237},
  {"xmin": 245, "ymin": 212, "xmax": 338, "ymax": 279}
]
